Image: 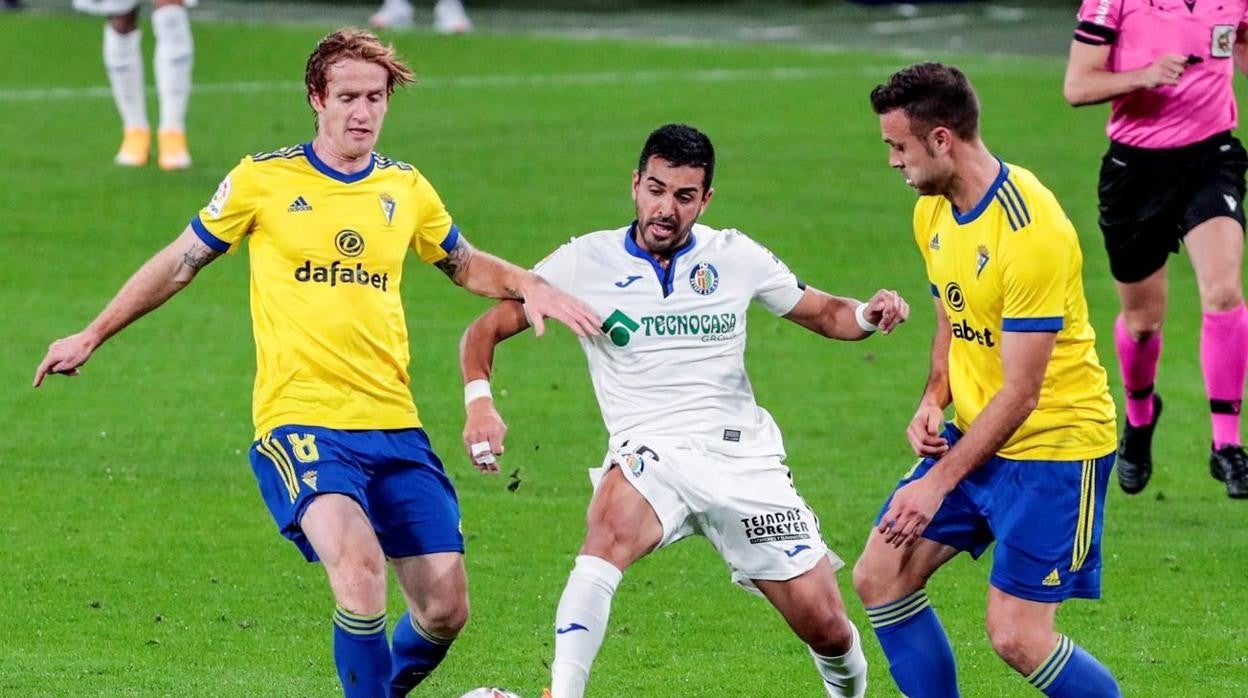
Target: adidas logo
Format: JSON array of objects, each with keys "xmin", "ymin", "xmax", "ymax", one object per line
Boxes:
[
  {"xmin": 929, "ymin": 233, "xmax": 940, "ymax": 251},
  {"xmin": 288, "ymin": 196, "xmax": 312, "ymax": 213},
  {"xmin": 1042, "ymin": 569, "xmax": 1061, "ymax": 586}
]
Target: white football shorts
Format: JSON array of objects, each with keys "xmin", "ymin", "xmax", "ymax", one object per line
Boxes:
[
  {"xmin": 590, "ymin": 437, "xmax": 843, "ymax": 593},
  {"xmin": 73, "ymin": 0, "xmax": 196, "ymax": 16}
]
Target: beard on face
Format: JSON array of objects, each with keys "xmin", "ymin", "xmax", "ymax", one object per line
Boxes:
[
  {"xmin": 904, "ymin": 164, "xmax": 950, "ymax": 197},
  {"xmin": 637, "ymin": 213, "xmax": 691, "ymax": 254}
]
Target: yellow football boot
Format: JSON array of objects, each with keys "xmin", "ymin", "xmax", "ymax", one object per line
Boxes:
[
  {"xmin": 157, "ymin": 129, "xmax": 192, "ymax": 170},
  {"xmin": 113, "ymin": 126, "xmax": 150, "ymax": 167}
]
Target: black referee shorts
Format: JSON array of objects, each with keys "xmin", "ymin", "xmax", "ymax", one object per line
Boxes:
[{"xmin": 1097, "ymin": 131, "xmax": 1247, "ymax": 283}]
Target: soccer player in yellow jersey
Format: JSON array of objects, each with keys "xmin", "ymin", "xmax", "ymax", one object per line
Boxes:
[
  {"xmin": 33, "ymin": 29, "xmax": 599, "ymax": 698},
  {"xmin": 851, "ymin": 64, "xmax": 1122, "ymax": 697}
]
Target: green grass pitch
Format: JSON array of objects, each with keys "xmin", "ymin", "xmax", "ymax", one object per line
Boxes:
[{"xmin": 1, "ymin": 11, "xmax": 1245, "ymax": 697}]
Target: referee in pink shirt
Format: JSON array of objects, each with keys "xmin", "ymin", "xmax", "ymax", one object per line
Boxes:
[{"xmin": 1065, "ymin": 0, "xmax": 1248, "ymax": 499}]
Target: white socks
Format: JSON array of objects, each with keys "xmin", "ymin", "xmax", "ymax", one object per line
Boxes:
[
  {"xmin": 550, "ymin": 555, "xmax": 622, "ymax": 698},
  {"xmin": 103, "ymin": 25, "xmax": 147, "ymax": 130},
  {"xmin": 102, "ymin": 7, "xmax": 193, "ymax": 134},
  {"xmin": 151, "ymin": 4, "xmax": 193, "ymax": 133},
  {"xmin": 811, "ymin": 622, "xmax": 868, "ymax": 698},
  {"xmin": 549, "ymin": 555, "xmax": 864, "ymax": 697}
]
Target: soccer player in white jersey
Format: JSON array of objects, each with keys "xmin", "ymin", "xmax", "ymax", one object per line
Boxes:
[
  {"xmin": 73, "ymin": 0, "xmax": 194, "ymax": 169},
  {"xmin": 459, "ymin": 124, "xmax": 909, "ymax": 697}
]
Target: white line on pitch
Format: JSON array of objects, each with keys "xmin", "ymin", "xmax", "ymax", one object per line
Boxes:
[{"xmin": 0, "ymin": 65, "xmax": 895, "ymax": 103}]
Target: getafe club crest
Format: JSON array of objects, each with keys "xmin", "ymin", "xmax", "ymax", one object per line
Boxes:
[
  {"xmin": 379, "ymin": 192, "xmax": 396, "ymax": 226},
  {"xmin": 689, "ymin": 261, "xmax": 719, "ymax": 295},
  {"xmin": 975, "ymin": 244, "xmax": 990, "ymax": 278}
]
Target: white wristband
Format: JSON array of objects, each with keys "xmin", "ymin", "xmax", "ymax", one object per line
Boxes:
[
  {"xmin": 855, "ymin": 303, "xmax": 879, "ymax": 333},
  {"xmin": 464, "ymin": 379, "xmax": 492, "ymax": 406}
]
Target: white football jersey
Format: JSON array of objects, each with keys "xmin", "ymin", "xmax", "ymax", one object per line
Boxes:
[{"xmin": 533, "ymin": 223, "xmax": 805, "ymax": 458}]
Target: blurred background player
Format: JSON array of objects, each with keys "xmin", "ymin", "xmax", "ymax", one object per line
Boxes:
[
  {"xmin": 461, "ymin": 124, "xmax": 908, "ymax": 698},
  {"xmin": 1065, "ymin": 0, "xmax": 1248, "ymax": 498},
  {"xmin": 73, "ymin": 0, "xmax": 194, "ymax": 170},
  {"xmin": 855, "ymin": 63, "xmax": 1121, "ymax": 697},
  {"xmin": 371, "ymin": 0, "xmax": 473, "ymax": 34}
]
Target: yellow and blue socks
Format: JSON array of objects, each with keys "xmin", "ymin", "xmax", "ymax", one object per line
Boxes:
[
  {"xmin": 390, "ymin": 611, "xmax": 454, "ymax": 697},
  {"xmin": 866, "ymin": 590, "xmax": 959, "ymax": 698},
  {"xmin": 1026, "ymin": 635, "xmax": 1121, "ymax": 697},
  {"xmin": 332, "ymin": 606, "xmax": 390, "ymax": 698}
]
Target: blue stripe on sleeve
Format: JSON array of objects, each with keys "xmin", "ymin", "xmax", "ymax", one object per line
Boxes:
[
  {"xmin": 1002, "ymin": 317, "xmax": 1064, "ymax": 332},
  {"xmin": 995, "ymin": 192, "xmax": 1022, "ymax": 231},
  {"xmin": 190, "ymin": 216, "xmax": 230, "ymax": 252},
  {"xmin": 1002, "ymin": 179, "xmax": 1031, "ymax": 225},
  {"xmin": 929, "ymin": 282, "xmax": 939, "ymax": 297},
  {"xmin": 439, "ymin": 224, "xmax": 460, "ymax": 253},
  {"xmin": 1000, "ymin": 189, "xmax": 1025, "ymax": 228}
]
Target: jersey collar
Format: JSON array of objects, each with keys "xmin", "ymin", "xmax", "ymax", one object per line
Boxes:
[
  {"xmin": 303, "ymin": 142, "xmax": 376, "ymax": 184},
  {"xmin": 951, "ymin": 158, "xmax": 1008, "ymax": 226},
  {"xmin": 624, "ymin": 221, "xmax": 698, "ymax": 298}
]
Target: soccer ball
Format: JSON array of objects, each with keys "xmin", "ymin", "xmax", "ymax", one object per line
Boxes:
[{"xmin": 458, "ymin": 689, "xmax": 521, "ymax": 698}]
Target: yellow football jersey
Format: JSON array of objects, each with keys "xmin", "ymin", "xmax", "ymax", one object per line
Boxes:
[
  {"xmin": 192, "ymin": 143, "xmax": 455, "ymax": 437},
  {"xmin": 914, "ymin": 161, "xmax": 1116, "ymax": 460}
]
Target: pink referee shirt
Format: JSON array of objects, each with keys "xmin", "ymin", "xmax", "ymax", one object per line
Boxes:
[{"xmin": 1075, "ymin": 0, "xmax": 1248, "ymax": 149}]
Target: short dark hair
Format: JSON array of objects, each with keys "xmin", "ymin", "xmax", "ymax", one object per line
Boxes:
[
  {"xmin": 637, "ymin": 124, "xmax": 715, "ymax": 190},
  {"xmin": 869, "ymin": 62, "xmax": 979, "ymax": 141}
]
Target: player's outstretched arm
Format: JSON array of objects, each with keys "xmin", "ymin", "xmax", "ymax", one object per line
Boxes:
[
  {"xmin": 782, "ymin": 286, "xmax": 908, "ymax": 340},
  {"xmin": 880, "ymin": 329, "xmax": 1055, "ymax": 548},
  {"xmin": 458, "ymin": 300, "xmax": 532, "ymax": 473},
  {"xmin": 1064, "ymin": 40, "xmax": 1186, "ymax": 106},
  {"xmin": 434, "ymin": 234, "xmax": 600, "ymax": 338},
  {"xmin": 33, "ymin": 226, "xmax": 222, "ymax": 387}
]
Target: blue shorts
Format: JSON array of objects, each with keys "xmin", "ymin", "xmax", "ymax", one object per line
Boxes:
[
  {"xmin": 877, "ymin": 425, "xmax": 1115, "ymax": 603},
  {"xmin": 249, "ymin": 425, "xmax": 463, "ymax": 562}
]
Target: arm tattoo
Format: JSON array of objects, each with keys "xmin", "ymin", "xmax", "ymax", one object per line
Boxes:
[
  {"xmin": 435, "ymin": 235, "xmax": 474, "ymax": 285},
  {"xmin": 181, "ymin": 241, "xmax": 220, "ymax": 271}
]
